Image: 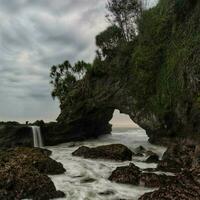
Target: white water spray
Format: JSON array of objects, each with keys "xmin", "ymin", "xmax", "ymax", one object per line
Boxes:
[{"xmin": 31, "ymin": 126, "xmax": 43, "ymax": 148}]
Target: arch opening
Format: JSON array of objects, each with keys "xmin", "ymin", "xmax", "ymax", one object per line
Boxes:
[{"xmin": 110, "ymin": 109, "xmax": 141, "ymax": 129}]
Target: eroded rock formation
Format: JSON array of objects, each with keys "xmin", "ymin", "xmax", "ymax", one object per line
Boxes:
[{"xmin": 0, "ymin": 147, "xmax": 65, "ymax": 199}]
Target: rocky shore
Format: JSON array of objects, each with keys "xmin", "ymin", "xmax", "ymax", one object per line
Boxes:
[
  {"xmin": 0, "ymin": 147, "xmax": 66, "ymax": 200},
  {"xmin": 71, "ymin": 142, "xmax": 200, "ymax": 200}
]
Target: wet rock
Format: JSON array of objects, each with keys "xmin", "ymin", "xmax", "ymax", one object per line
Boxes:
[
  {"xmin": 98, "ymin": 190, "xmax": 115, "ymax": 196},
  {"xmin": 139, "ymin": 173, "xmax": 175, "ymax": 188},
  {"xmin": 134, "ymin": 146, "xmax": 146, "ymax": 154},
  {"xmin": 193, "ymin": 144, "xmax": 200, "ymax": 168},
  {"xmin": 3, "ymin": 147, "xmax": 66, "ymax": 175},
  {"xmin": 134, "ymin": 153, "xmax": 144, "ymax": 157},
  {"xmin": 145, "ymin": 154, "xmax": 159, "ymax": 163},
  {"xmin": 157, "ymin": 144, "xmax": 196, "ymax": 172},
  {"xmin": 139, "ymin": 169, "xmax": 200, "ymax": 200},
  {"xmin": 0, "ymin": 147, "xmax": 66, "ymax": 200},
  {"xmin": 80, "ymin": 177, "xmax": 96, "ymax": 183},
  {"xmin": 142, "ymin": 168, "xmax": 157, "ymax": 172},
  {"xmin": 72, "ymin": 144, "xmax": 133, "ymax": 161},
  {"xmin": 109, "ymin": 163, "xmax": 141, "ymax": 185},
  {"xmin": 0, "ymin": 166, "xmax": 65, "ymax": 200},
  {"xmin": 0, "ymin": 124, "xmax": 33, "ymax": 148}
]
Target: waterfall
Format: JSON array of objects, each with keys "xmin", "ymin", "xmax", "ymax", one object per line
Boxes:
[{"xmin": 31, "ymin": 126, "xmax": 43, "ymax": 148}]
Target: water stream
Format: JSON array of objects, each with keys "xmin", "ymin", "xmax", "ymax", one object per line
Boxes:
[
  {"xmin": 47, "ymin": 128, "xmax": 166, "ymax": 200},
  {"xmin": 31, "ymin": 126, "xmax": 43, "ymax": 148}
]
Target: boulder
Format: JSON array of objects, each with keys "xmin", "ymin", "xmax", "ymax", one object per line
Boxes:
[
  {"xmin": 193, "ymin": 144, "xmax": 200, "ymax": 168},
  {"xmin": 139, "ymin": 169, "xmax": 200, "ymax": 200},
  {"xmin": 145, "ymin": 153, "xmax": 159, "ymax": 163},
  {"xmin": 0, "ymin": 165, "xmax": 65, "ymax": 200},
  {"xmin": 139, "ymin": 173, "xmax": 175, "ymax": 188},
  {"xmin": 157, "ymin": 144, "xmax": 196, "ymax": 172},
  {"xmin": 1, "ymin": 147, "xmax": 66, "ymax": 175},
  {"xmin": 134, "ymin": 146, "xmax": 146, "ymax": 154},
  {"xmin": 0, "ymin": 147, "xmax": 66, "ymax": 199},
  {"xmin": 108, "ymin": 163, "xmax": 141, "ymax": 185},
  {"xmin": 72, "ymin": 144, "xmax": 133, "ymax": 161},
  {"xmin": 109, "ymin": 163, "xmax": 175, "ymax": 188},
  {"xmin": 0, "ymin": 124, "xmax": 33, "ymax": 148}
]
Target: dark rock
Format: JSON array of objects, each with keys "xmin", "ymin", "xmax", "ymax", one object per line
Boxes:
[
  {"xmin": 109, "ymin": 163, "xmax": 141, "ymax": 185},
  {"xmin": 139, "ymin": 169, "xmax": 200, "ymax": 200},
  {"xmin": 139, "ymin": 173, "xmax": 175, "ymax": 188},
  {"xmin": 142, "ymin": 168, "xmax": 157, "ymax": 172},
  {"xmin": 80, "ymin": 177, "xmax": 96, "ymax": 183},
  {"xmin": 157, "ymin": 144, "xmax": 195, "ymax": 172},
  {"xmin": 134, "ymin": 152, "xmax": 144, "ymax": 157},
  {"xmin": 145, "ymin": 154, "xmax": 159, "ymax": 163},
  {"xmin": 134, "ymin": 146, "xmax": 146, "ymax": 154},
  {"xmin": 0, "ymin": 147, "xmax": 65, "ymax": 200},
  {"xmin": 72, "ymin": 144, "xmax": 133, "ymax": 161},
  {"xmin": 98, "ymin": 190, "xmax": 115, "ymax": 196},
  {"xmin": 3, "ymin": 147, "xmax": 66, "ymax": 175},
  {"xmin": 193, "ymin": 144, "xmax": 200, "ymax": 168},
  {"xmin": 0, "ymin": 124, "xmax": 33, "ymax": 148},
  {"xmin": 0, "ymin": 166, "xmax": 65, "ymax": 200}
]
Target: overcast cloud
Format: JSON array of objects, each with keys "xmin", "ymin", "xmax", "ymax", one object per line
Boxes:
[
  {"xmin": 0, "ymin": 0, "xmax": 158, "ymax": 123},
  {"xmin": 0, "ymin": 0, "xmax": 108, "ymax": 122}
]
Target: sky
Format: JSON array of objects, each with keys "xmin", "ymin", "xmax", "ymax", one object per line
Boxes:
[{"xmin": 0, "ymin": 0, "xmax": 158, "ymax": 124}]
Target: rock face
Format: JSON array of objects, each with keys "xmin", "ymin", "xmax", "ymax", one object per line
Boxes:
[
  {"xmin": 0, "ymin": 147, "xmax": 65, "ymax": 199},
  {"xmin": 139, "ymin": 173, "xmax": 175, "ymax": 188},
  {"xmin": 49, "ymin": 0, "xmax": 200, "ymax": 145},
  {"xmin": 157, "ymin": 143, "xmax": 196, "ymax": 172},
  {"xmin": 139, "ymin": 169, "xmax": 200, "ymax": 200},
  {"xmin": 109, "ymin": 163, "xmax": 175, "ymax": 188},
  {"xmin": 72, "ymin": 144, "xmax": 133, "ymax": 161},
  {"xmin": 0, "ymin": 123, "xmax": 33, "ymax": 148}
]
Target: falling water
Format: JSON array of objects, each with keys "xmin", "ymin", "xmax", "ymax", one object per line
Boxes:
[{"xmin": 31, "ymin": 126, "xmax": 43, "ymax": 148}]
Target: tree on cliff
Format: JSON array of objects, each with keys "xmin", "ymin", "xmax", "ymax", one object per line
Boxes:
[
  {"xmin": 50, "ymin": 60, "xmax": 91, "ymax": 103},
  {"xmin": 106, "ymin": 0, "xmax": 142, "ymax": 42},
  {"xmin": 96, "ymin": 25, "xmax": 123, "ymax": 58}
]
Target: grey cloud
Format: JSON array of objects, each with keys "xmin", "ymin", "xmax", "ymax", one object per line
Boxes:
[{"xmin": 0, "ymin": 0, "xmax": 107, "ymax": 122}]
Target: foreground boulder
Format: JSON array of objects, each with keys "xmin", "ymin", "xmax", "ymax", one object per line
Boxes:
[
  {"xmin": 0, "ymin": 147, "xmax": 66, "ymax": 199},
  {"xmin": 140, "ymin": 173, "xmax": 175, "ymax": 188},
  {"xmin": 72, "ymin": 144, "xmax": 133, "ymax": 161},
  {"xmin": 0, "ymin": 147, "xmax": 66, "ymax": 175},
  {"xmin": 109, "ymin": 163, "xmax": 141, "ymax": 185},
  {"xmin": 139, "ymin": 169, "xmax": 200, "ymax": 200},
  {"xmin": 109, "ymin": 163, "xmax": 174, "ymax": 188},
  {"xmin": 145, "ymin": 153, "xmax": 159, "ymax": 163},
  {"xmin": 157, "ymin": 144, "xmax": 196, "ymax": 172},
  {"xmin": 0, "ymin": 165, "xmax": 65, "ymax": 200}
]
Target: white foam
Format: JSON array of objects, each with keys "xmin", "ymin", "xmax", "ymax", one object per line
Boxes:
[{"xmin": 47, "ymin": 128, "xmax": 166, "ymax": 200}]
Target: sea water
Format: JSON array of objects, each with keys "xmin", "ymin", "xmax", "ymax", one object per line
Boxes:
[{"xmin": 47, "ymin": 127, "xmax": 166, "ymax": 200}]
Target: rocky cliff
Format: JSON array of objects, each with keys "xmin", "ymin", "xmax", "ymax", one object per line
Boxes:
[
  {"xmin": 0, "ymin": 0, "xmax": 199, "ymax": 147},
  {"xmin": 53, "ymin": 0, "xmax": 200, "ymax": 145}
]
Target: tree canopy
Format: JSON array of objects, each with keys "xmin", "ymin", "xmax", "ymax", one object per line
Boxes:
[
  {"xmin": 106, "ymin": 0, "xmax": 142, "ymax": 42},
  {"xmin": 50, "ymin": 60, "xmax": 91, "ymax": 103}
]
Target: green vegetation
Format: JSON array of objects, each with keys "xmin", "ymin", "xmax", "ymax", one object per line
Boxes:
[{"xmin": 50, "ymin": 0, "xmax": 200, "ymax": 141}]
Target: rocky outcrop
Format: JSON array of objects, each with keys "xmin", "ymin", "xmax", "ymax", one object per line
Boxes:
[
  {"xmin": 47, "ymin": 0, "xmax": 200, "ymax": 145},
  {"xmin": 0, "ymin": 147, "xmax": 65, "ymax": 199},
  {"xmin": 157, "ymin": 143, "xmax": 196, "ymax": 173},
  {"xmin": 72, "ymin": 144, "xmax": 133, "ymax": 161},
  {"xmin": 3, "ymin": 147, "xmax": 66, "ymax": 175},
  {"xmin": 0, "ymin": 123, "xmax": 33, "ymax": 148},
  {"xmin": 109, "ymin": 163, "xmax": 175, "ymax": 188},
  {"xmin": 109, "ymin": 163, "xmax": 141, "ymax": 185},
  {"xmin": 139, "ymin": 169, "xmax": 200, "ymax": 200},
  {"xmin": 140, "ymin": 173, "xmax": 175, "ymax": 188}
]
